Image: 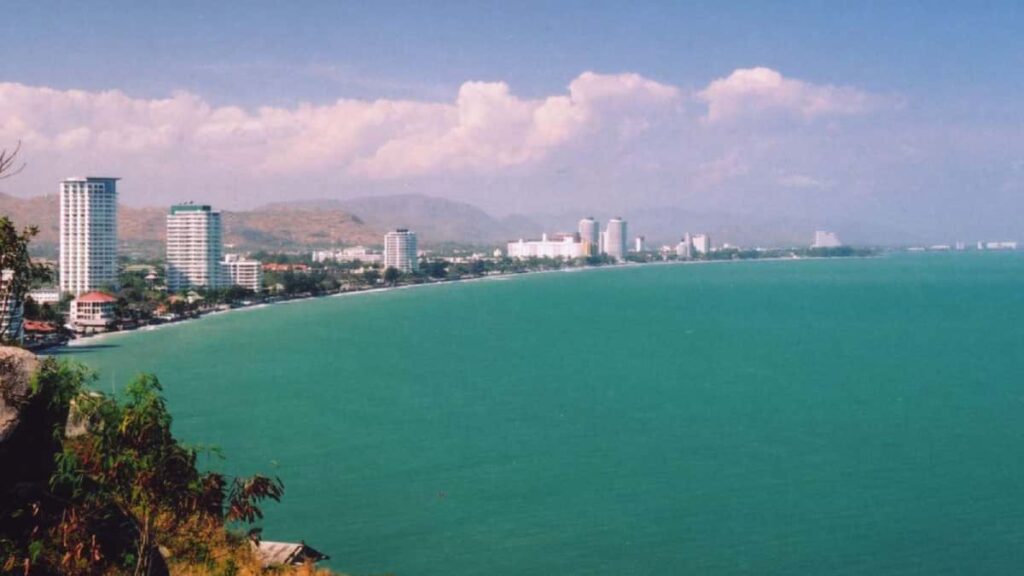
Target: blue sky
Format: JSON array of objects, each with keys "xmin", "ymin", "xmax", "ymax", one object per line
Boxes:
[
  {"xmin": 7, "ymin": 1, "xmax": 1022, "ymax": 105},
  {"xmin": 2, "ymin": 1, "xmax": 1023, "ymax": 242}
]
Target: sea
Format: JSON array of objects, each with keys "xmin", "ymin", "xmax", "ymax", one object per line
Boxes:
[{"xmin": 62, "ymin": 252, "xmax": 1024, "ymax": 575}]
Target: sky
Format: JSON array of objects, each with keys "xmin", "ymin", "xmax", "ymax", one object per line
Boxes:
[{"xmin": 1, "ymin": 1, "xmax": 1023, "ymax": 243}]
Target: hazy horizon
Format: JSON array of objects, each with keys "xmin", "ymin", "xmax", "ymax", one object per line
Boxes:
[{"xmin": 2, "ymin": 2, "xmax": 1023, "ymax": 244}]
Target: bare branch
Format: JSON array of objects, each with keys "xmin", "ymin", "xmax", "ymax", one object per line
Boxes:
[{"xmin": 0, "ymin": 141, "xmax": 26, "ymax": 180}]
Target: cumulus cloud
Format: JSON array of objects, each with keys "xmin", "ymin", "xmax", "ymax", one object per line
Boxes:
[
  {"xmin": 0, "ymin": 72, "xmax": 681, "ymax": 183},
  {"xmin": 697, "ymin": 67, "xmax": 875, "ymax": 123}
]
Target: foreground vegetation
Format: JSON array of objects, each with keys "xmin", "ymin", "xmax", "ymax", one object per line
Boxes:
[{"xmin": 0, "ymin": 357, "xmax": 338, "ymax": 576}]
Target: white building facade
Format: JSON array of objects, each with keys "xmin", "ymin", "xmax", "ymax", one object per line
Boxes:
[
  {"xmin": 0, "ymin": 270, "xmax": 24, "ymax": 343},
  {"xmin": 813, "ymin": 230, "xmax": 842, "ymax": 248},
  {"xmin": 313, "ymin": 246, "xmax": 383, "ymax": 264},
  {"xmin": 507, "ymin": 233, "xmax": 585, "ymax": 260},
  {"xmin": 692, "ymin": 234, "xmax": 712, "ymax": 255},
  {"xmin": 60, "ymin": 177, "xmax": 119, "ymax": 296},
  {"xmin": 166, "ymin": 203, "xmax": 224, "ymax": 292},
  {"xmin": 69, "ymin": 291, "xmax": 117, "ymax": 333},
  {"xmin": 221, "ymin": 254, "xmax": 263, "ymax": 292},
  {"xmin": 383, "ymin": 229, "xmax": 418, "ymax": 273},
  {"xmin": 603, "ymin": 218, "xmax": 628, "ymax": 261},
  {"xmin": 578, "ymin": 217, "xmax": 600, "ymax": 257},
  {"xmin": 676, "ymin": 234, "xmax": 694, "ymax": 259}
]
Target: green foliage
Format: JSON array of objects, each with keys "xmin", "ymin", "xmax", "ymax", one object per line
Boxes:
[
  {"xmin": 3, "ymin": 360, "xmax": 285, "ymax": 576},
  {"xmin": 383, "ymin": 266, "xmax": 401, "ymax": 286},
  {"xmin": 0, "ymin": 216, "xmax": 51, "ymax": 343}
]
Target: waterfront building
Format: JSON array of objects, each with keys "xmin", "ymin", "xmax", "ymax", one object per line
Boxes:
[
  {"xmin": 166, "ymin": 203, "xmax": 224, "ymax": 292},
  {"xmin": 634, "ymin": 236, "xmax": 646, "ymax": 253},
  {"xmin": 578, "ymin": 217, "xmax": 600, "ymax": 257},
  {"xmin": 69, "ymin": 291, "xmax": 117, "ymax": 333},
  {"xmin": 507, "ymin": 233, "xmax": 585, "ymax": 260},
  {"xmin": 603, "ymin": 218, "xmax": 627, "ymax": 261},
  {"xmin": 60, "ymin": 177, "xmax": 119, "ymax": 296},
  {"xmin": 221, "ymin": 254, "xmax": 263, "ymax": 292},
  {"xmin": 312, "ymin": 246, "xmax": 383, "ymax": 264},
  {"xmin": 0, "ymin": 270, "xmax": 24, "ymax": 344},
  {"xmin": 984, "ymin": 241, "xmax": 1018, "ymax": 250},
  {"xmin": 384, "ymin": 229, "xmax": 419, "ymax": 273},
  {"xmin": 676, "ymin": 234, "xmax": 694, "ymax": 259},
  {"xmin": 692, "ymin": 234, "xmax": 712, "ymax": 255},
  {"xmin": 813, "ymin": 230, "xmax": 842, "ymax": 248}
]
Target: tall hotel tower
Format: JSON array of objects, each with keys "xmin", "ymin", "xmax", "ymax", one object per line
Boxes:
[
  {"xmin": 578, "ymin": 217, "xmax": 600, "ymax": 257},
  {"xmin": 603, "ymin": 218, "xmax": 628, "ymax": 261},
  {"xmin": 166, "ymin": 203, "xmax": 224, "ymax": 292},
  {"xmin": 383, "ymin": 229, "xmax": 418, "ymax": 273},
  {"xmin": 60, "ymin": 177, "xmax": 119, "ymax": 296}
]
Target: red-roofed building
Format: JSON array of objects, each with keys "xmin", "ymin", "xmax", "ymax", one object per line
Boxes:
[{"xmin": 70, "ymin": 291, "xmax": 118, "ymax": 333}]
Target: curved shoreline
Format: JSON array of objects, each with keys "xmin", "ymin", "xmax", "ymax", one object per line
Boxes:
[{"xmin": 60, "ymin": 255, "xmax": 848, "ymax": 349}]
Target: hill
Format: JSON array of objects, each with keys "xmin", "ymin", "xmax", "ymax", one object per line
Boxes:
[
  {"xmin": 263, "ymin": 194, "xmax": 531, "ymax": 245},
  {"xmin": 0, "ymin": 193, "xmax": 381, "ymax": 257}
]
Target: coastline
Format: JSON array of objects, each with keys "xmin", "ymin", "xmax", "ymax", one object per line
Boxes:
[{"xmin": 61, "ymin": 254, "xmax": 851, "ymax": 349}]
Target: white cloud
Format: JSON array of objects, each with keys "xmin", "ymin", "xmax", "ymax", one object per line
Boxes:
[
  {"xmin": 0, "ymin": 72, "xmax": 682, "ymax": 183},
  {"xmin": 697, "ymin": 67, "xmax": 875, "ymax": 123}
]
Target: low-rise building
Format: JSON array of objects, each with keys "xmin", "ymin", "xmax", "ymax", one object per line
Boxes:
[
  {"xmin": 507, "ymin": 233, "xmax": 585, "ymax": 260},
  {"xmin": 313, "ymin": 246, "xmax": 383, "ymax": 264},
  {"xmin": 222, "ymin": 255, "xmax": 263, "ymax": 292},
  {"xmin": 69, "ymin": 291, "xmax": 117, "ymax": 333}
]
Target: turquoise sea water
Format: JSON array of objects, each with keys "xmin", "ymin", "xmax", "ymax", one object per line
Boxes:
[{"xmin": 66, "ymin": 254, "xmax": 1024, "ymax": 575}]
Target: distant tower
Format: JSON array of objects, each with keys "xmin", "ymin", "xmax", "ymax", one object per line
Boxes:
[
  {"xmin": 166, "ymin": 203, "xmax": 224, "ymax": 292},
  {"xmin": 384, "ymin": 229, "xmax": 418, "ymax": 273},
  {"xmin": 60, "ymin": 177, "xmax": 119, "ymax": 296},
  {"xmin": 578, "ymin": 217, "xmax": 600, "ymax": 257},
  {"xmin": 603, "ymin": 218, "xmax": 627, "ymax": 261},
  {"xmin": 634, "ymin": 236, "xmax": 646, "ymax": 253}
]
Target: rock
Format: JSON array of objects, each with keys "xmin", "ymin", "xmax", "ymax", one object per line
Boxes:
[
  {"xmin": 0, "ymin": 346, "xmax": 60, "ymax": 507},
  {"xmin": 0, "ymin": 346, "xmax": 39, "ymax": 443}
]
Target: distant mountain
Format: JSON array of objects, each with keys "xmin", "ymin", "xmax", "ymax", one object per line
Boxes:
[
  {"xmin": 263, "ymin": 194, "xmax": 526, "ymax": 244},
  {"xmin": 0, "ymin": 193, "xmax": 380, "ymax": 257}
]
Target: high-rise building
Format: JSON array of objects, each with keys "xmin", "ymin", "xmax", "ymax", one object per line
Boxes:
[
  {"xmin": 634, "ymin": 236, "xmax": 646, "ymax": 253},
  {"xmin": 384, "ymin": 229, "xmax": 418, "ymax": 273},
  {"xmin": 578, "ymin": 217, "xmax": 600, "ymax": 257},
  {"xmin": 676, "ymin": 233, "xmax": 694, "ymax": 259},
  {"xmin": 813, "ymin": 230, "xmax": 842, "ymax": 248},
  {"xmin": 166, "ymin": 203, "xmax": 223, "ymax": 292},
  {"xmin": 60, "ymin": 177, "xmax": 119, "ymax": 296},
  {"xmin": 221, "ymin": 254, "xmax": 263, "ymax": 292},
  {"xmin": 603, "ymin": 218, "xmax": 627, "ymax": 261},
  {"xmin": 692, "ymin": 234, "xmax": 711, "ymax": 255},
  {"xmin": 0, "ymin": 270, "xmax": 24, "ymax": 344}
]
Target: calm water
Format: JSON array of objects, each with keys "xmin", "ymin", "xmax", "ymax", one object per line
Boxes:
[{"xmin": 68, "ymin": 254, "xmax": 1024, "ymax": 575}]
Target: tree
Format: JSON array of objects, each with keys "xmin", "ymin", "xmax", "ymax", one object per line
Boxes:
[
  {"xmin": 0, "ymin": 218, "xmax": 50, "ymax": 343},
  {"xmin": 0, "ymin": 143, "xmax": 49, "ymax": 344},
  {"xmin": 12, "ymin": 366, "xmax": 286, "ymax": 576},
  {"xmin": 383, "ymin": 266, "xmax": 401, "ymax": 286},
  {"xmin": 361, "ymin": 268, "xmax": 381, "ymax": 285}
]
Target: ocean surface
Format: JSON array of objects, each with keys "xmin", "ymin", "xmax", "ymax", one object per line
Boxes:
[{"xmin": 65, "ymin": 253, "xmax": 1024, "ymax": 575}]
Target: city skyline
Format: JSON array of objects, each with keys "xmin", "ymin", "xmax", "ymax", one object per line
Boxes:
[{"xmin": 1, "ymin": 3, "xmax": 1023, "ymax": 244}]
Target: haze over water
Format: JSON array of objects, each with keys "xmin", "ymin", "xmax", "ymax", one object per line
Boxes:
[{"xmin": 69, "ymin": 254, "xmax": 1024, "ymax": 575}]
